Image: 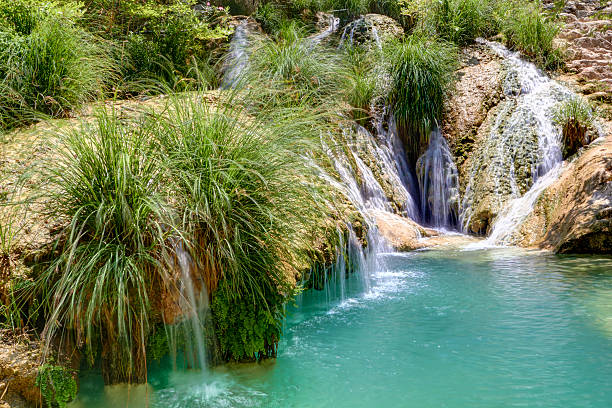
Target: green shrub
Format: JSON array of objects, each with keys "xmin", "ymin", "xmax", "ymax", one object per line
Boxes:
[
  {"xmin": 211, "ymin": 279, "xmax": 284, "ymax": 361},
  {"xmin": 0, "ymin": 0, "xmax": 112, "ymax": 129},
  {"xmin": 36, "ymin": 364, "xmax": 77, "ymax": 408},
  {"xmin": 554, "ymin": 97, "xmax": 596, "ymax": 158},
  {"xmin": 385, "ymin": 35, "xmax": 457, "ymax": 156},
  {"xmin": 499, "ymin": 1, "xmax": 563, "ymax": 70}
]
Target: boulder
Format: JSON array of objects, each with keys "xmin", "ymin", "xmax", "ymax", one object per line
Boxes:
[
  {"xmin": 339, "ymin": 14, "xmax": 403, "ymax": 47},
  {"xmin": 370, "ymin": 210, "xmax": 436, "ymax": 251}
]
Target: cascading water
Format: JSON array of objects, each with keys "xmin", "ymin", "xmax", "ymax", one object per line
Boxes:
[
  {"xmin": 416, "ymin": 128, "xmax": 460, "ymax": 229},
  {"xmin": 463, "ymin": 39, "xmax": 574, "ymax": 245},
  {"xmin": 169, "ymin": 244, "xmax": 209, "ymax": 371},
  {"xmin": 221, "ymin": 21, "xmax": 249, "ymax": 89},
  {"xmin": 338, "ymin": 17, "xmax": 382, "ymax": 49},
  {"xmin": 310, "ymin": 14, "xmax": 340, "ymax": 44}
]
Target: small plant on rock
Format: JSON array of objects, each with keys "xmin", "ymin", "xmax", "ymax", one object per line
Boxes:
[
  {"xmin": 554, "ymin": 97, "xmax": 597, "ymax": 158},
  {"xmin": 36, "ymin": 364, "xmax": 77, "ymax": 408}
]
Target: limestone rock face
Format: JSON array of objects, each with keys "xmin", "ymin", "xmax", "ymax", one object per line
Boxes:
[
  {"xmin": 515, "ymin": 135, "xmax": 612, "ymax": 254},
  {"xmin": 370, "ymin": 210, "xmax": 435, "ymax": 251},
  {"xmin": 549, "ymin": 0, "xmax": 612, "ymax": 104}
]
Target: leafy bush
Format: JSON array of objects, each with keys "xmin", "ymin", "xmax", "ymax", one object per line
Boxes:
[
  {"xmin": 0, "ymin": 0, "xmax": 112, "ymax": 129},
  {"xmin": 36, "ymin": 364, "xmax": 77, "ymax": 408},
  {"xmin": 554, "ymin": 97, "xmax": 596, "ymax": 158},
  {"xmin": 499, "ymin": 1, "xmax": 563, "ymax": 70},
  {"xmin": 211, "ymin": 279, "xmax": 284, "ymax": 361},
  {"xmin": 385, "ymin": 35, "xmax": 457, "ymax": 156}
]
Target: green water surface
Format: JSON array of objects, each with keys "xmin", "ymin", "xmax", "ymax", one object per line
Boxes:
[{"xmin": 73, "ymin": 248, "xmax": 612, "ymax": 407}]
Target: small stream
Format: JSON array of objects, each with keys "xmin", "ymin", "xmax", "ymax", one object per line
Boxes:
[{"xmin": 72, "ymin": 249, "xmax": 612, "ymax": 408}]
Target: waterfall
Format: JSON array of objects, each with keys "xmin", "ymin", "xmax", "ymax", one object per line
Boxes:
[
  {"xmin": 416, "ymin": 128, "xmax": 460, "ymax": 229},
  {"xmin": 221, "ymin": 21, "xmax": 249, "ymax": 89},
  {"xmin": 463, "ymin": 39, "xmax": 573, "ymax": 245},
  {"xmin": 484, "ymin": 164, "xmax": 563, "ymax": 245},
  {"xmin": 311, "ymin": 14, "xmax": 340, "ymax": 44},
  {"xmin": 338, "ymin": 17, "xmax": 381, "ymax": 49},
  {"xmin": 170, "ymin": 244, "xmax": 209, "ymax": 371}
]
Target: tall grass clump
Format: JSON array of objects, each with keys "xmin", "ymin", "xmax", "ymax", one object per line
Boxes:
[
  {"xmin": 423, "ymin": 0, "xmax": 497, "ymax": 45},
  {"xmin": 0, "ymin": 1, "xmax": 113, "ymax": 129},
  {"xmin": 341, "ymin": 45, "xmax": 379, "ymax": 124},
  {"xmin": 499, "ymin": 1, "xmax": 563, "ymax": 70},
  {"xmin": 36, "ymin": 92, "xmax": 337, "ymax": 374},
  {"xmin": 385, "ymin": 35, "xmax": 457, "ymax": 158},
  {"xmin": 154, "ymin": 96, "xmax": 335, "ymax": 361},
  {"xmin": 242, "ymin": 23, "xmax": 344, "ymax": 109},
  {"xmin": 554, "ymin": 97, "xmax": 596, "ymax": 158},
  {"xmin": 37, "ymin": 111, "xmax": 174, "ymax": 384}
]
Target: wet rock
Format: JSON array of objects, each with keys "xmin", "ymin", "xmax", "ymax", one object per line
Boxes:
[
  {"xmin": 370, "ymin": 210, "xmax": 436, "ymax": 251},
  {"xmin": 458, "ymin": 42, "xmax": 573, "ymax": 235},
  {"xmin": 515, "ymin": 135, "xmax": 612, "ymax": 254}
]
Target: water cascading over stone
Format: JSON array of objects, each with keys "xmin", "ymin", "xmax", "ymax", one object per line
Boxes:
[
  {"xmin": 416, "ymin": 128, "xmax": 460, "ymax": 229},
  {"xmin": 460, "ymin": 40, "xmax": 573, "ymax": 237}
]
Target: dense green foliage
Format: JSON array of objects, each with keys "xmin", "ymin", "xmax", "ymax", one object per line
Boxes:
[
  {"xmin": 36, "ymin": 364, "xmax": 77, "ymax": 408},
  {"xmin": 424, "ymin": 0, "xmax": 497, "ymax": 45},
  {"xmin": 211, "ymin": 279, "xmax": 284, "ymax": 361},
  {"xmin": 385, "ymin": 35, "xmax": 457, "ymax": 153},
  {"xmin": 0, "ymin": 0, "xmax": 112, "ymax": 128},
  {"xmin": 81, "ymin": 0, "xmax": 230, "ymax": 91}
]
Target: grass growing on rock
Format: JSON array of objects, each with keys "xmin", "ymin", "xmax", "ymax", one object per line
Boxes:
[
  {"xmin": 554, "ymin": 97, "xmax": 597, "ymax": 158},
  {"xmin": 385, "ymin": 35, "xmax": 457, "ymax": 158},
  {"xmin": 498, "ymin": 1, "xmax": 564, "ymax": 70},
  {"xmin": 242, "ymin": 22, "xmax": 345, "ymax": 109}
]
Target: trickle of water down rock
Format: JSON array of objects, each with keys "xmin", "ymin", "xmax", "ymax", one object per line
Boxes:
[{"xmin": 461, "ymin": 39, "xmax": 574, "ymax": 240}]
